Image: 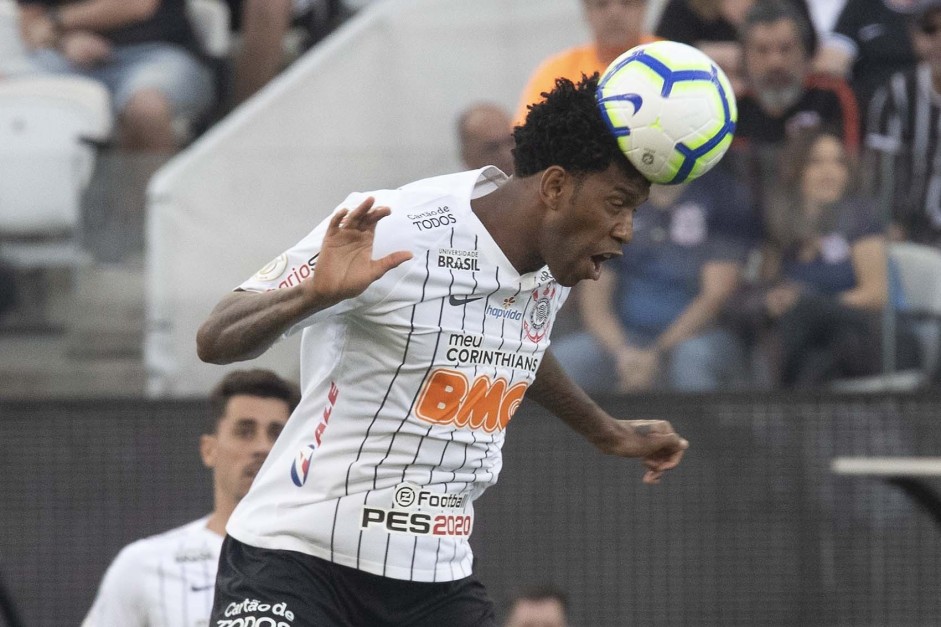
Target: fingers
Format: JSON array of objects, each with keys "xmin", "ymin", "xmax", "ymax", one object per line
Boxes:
[
  {"xmin": 343, "ymin": 196, "xmax": 375, "ymax": 226},
  {"xmin": 328, "ymin": 197, "xmax": 389, "ymax": 235},
  {"xmin": 638, "ymin": 428, "xmax": 688, "ymax": 486},
  {"xmin": 373, "ymin": 251, "xmax": 414, "ymax": 277},
  {"xmin": 326, "ymin": 208, "xmax": 349, "ymax": 236},
  {"xmin": 340, "ymin": 197, "xmax": 392, "ymax": 231}
]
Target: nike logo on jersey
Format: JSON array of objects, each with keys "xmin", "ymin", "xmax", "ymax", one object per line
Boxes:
[{"xmin": 449, "ymin": 294, "xmax": 483, "ymax": 306}]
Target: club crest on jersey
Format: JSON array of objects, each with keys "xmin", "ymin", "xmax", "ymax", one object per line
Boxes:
[
  {"xmin": 252, "ymin": 253, "xmax": 288, "ymax": 281},
  {"xmin": 524, "ymin": 285, "xmax": 555, "ymax": 342},
  {"xmin": 290, "ymin": 444, "xmax": 316, "ymax": 487}
]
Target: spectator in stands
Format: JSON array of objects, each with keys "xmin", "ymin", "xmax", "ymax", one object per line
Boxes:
[
  {"xmin": 821, "ymin": 0, "xmax": 919, "ymax": 116},
  {"xmin": 226, "ymin": 0, "xmax": 294, "ymax": 104},
  {"xmin": 225, "ymin": 0, "xmax": 345, "ymax": 105},
  {"xmin": 16, "ymin": 0, "xmax": 220, "ymax": 261},
  {"xmin": 457, "ymin": 101, "xmax": 515, "ymax": 175},
  {"xmin": 0, "ymin": 0, "xmax": 33, "ymax": 77},
  {"xmin": 515, "ymin": 0, "xmax": 657, "ymax": 124},
  {"xmin": 726, "ymin": 0, "xmax": 860, "ymax": 219},
  {"xmin": 504, "ymin": 585, "xmax": 569, "ymax": 627},
  {"xmin": 82, "ymin": 369, "xmax": 300, "ymax": 626},
  {"xmin": 866, "ymin": 0, "xmax": 941, "ymax": 247},
  {"xmin": 750, "ymin": 127, "xmax": 918, "ymax": 387},
  {"xmin": 734, "ymin": 0, "xmax": 860, "ymax": 153},
  {"xmin": 654, "ymin": 0, "xmax": 816, "ymax": 96},
  {"xmin": 16, "ymin": 0, "xmax": 216, "ymax": 153},
  {"xmin": 551, "ymin": 166, "xmax": 755, "ymax": 393}
]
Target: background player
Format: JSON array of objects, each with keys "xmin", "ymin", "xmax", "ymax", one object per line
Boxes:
[
  {"xmin": 197, "ymin": 76, "xmax": 688, "ymax": 627},
  {"xmin": 504, "ymin": 585, "xmax": 570, "ymax": 627},
  {"xmin": 82, "ymin": 369, "xmax": 300, "ymax": 626}
]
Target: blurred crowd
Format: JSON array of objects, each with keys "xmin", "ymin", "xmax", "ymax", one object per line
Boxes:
[
  {"xmin": 514, "ymin": 0, "xmax": 941, "ymax": 393},
  {"xmin": 2, "ymin": 0, "xmax": 941, "ymax": 393}
]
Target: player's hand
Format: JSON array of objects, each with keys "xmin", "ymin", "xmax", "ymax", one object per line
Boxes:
[
  {"xmin": 605, "ymin": 419, "xmax": 688, "ymax": 485},
  {"xmin": 304, "ymin": 196, "xmax": 412, "ymax": 308}
]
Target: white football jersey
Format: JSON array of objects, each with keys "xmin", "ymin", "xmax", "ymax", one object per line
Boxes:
[
  {"xmin": 227, "ymin": 167, "xmax": 569, "ymax": 582},
  {"xmin": 82, "ymin": 517, "xmax": 222, "ymax": 627}
]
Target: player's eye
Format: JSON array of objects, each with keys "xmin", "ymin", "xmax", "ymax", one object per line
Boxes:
[{"xmin": 234, "ymin": 423, "xmax": 256, "ymax": 438}]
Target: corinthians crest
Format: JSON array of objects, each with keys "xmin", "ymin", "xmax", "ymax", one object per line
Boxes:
[{"xmin": 524, "ymin": 285, "xmax": 555, "ymax": 342}]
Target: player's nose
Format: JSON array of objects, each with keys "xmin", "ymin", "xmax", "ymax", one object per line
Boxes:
[{"xmin": 612, "ymin": 215, "xmax": 633, "ymax": 244}]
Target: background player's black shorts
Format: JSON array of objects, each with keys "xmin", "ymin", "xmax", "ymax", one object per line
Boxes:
[{"xmin": 210, "ymin": 536, "xmax": 498, "ymax": 627}]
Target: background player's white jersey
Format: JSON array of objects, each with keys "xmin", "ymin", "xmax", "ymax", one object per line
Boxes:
[
  {"xmin": 228, "ymin": 167, "xmax": 569, "ymax": 582},
  {"xmin": 82, "ymin": 517, "xmax": 222, "ymax": 627}
]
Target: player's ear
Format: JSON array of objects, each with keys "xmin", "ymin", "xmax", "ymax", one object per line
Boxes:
[
  {"xmin": 199, "ymin": 433, "xmax": 218, "ymax": 469},
  {"xmin": 538, "ymin": 166, "xmax": 568, "ymax": 211}
]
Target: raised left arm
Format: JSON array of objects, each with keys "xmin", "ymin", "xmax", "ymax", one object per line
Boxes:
[{"xmin": 527, "ymin": 350, "xmax": 689, "ymax": 484}]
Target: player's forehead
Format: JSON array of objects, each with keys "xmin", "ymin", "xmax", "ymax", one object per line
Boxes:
[
  {"xmin": 579, "ymin": 164, "xmax": 649, "ymax": 204},
  {"xmin": 220, "ymin": 394, "xmax": 290, "ymax": 425}
]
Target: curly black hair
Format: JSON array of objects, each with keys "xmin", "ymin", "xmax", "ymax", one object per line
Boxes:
[{"xmin": 513, "ymin": 73, "xmax": 643, "ymax": 185}]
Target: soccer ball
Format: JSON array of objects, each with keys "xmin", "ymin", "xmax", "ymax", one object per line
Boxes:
[{"xmin": 596, "ymin": 40, "xmax": 737, "ymax": 185}]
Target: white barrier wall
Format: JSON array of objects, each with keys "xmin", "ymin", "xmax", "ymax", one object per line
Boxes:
[{"xmin": 145, "ymin": 0, "xmax": 596, "ymax": 396}]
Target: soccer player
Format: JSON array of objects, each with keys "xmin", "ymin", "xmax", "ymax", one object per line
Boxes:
[
  {"xmin": 81, "ymin": 369, "xmax": 300, "ymax": 627},
  {"xmin": 197, "ymin": 75, "xmax": 689, "ymax": 627}
]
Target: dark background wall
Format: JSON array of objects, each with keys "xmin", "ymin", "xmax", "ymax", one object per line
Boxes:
[{"xmin": 2, "ymin": 393, "xmax": 940, "ymax": 626}]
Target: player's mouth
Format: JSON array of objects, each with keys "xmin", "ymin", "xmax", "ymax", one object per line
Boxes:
[{"xmin": 589, "ymin": 252, "xmax": 619, "ymax": 278}]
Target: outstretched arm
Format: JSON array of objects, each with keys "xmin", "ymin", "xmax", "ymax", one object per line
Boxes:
[
  {"xmin": 197, "ymin": 197, "xmax": 412, "ymax": 364},
  {"xmin": 527, "ymin": 350, "xmax": 688, "ymax": 484}
]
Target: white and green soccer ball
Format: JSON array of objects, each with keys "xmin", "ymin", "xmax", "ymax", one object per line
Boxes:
[{"xmin": 596, "ymin": 40, "xmax": 737, "ymax": 185}]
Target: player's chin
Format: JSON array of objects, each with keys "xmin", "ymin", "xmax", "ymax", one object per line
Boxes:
[{"xmin": 551, "ymin": 258, "xmax": 597, "ymax": 286}]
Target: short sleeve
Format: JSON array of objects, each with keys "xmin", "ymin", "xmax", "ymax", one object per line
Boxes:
[
  {"xmin": 841, "ymin": 197, "xmax": 884, "ymax": 241},
  {"xmin": 238, "ymin": 193, "xmax": 372, "ymax": 294},
  {"xmin": 238, "ymin": 190, "xmax": 423, "ymax": 338},
  {"xmin": 81, "ymin": 545, "xmax": 146, "ymax": 627}
]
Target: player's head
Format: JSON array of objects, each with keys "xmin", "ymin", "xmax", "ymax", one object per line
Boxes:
[
  {"xmin": 504, "ymin": 585, "xmax": 569, "ymax": 627},
  {"xmin": 581, "ymin": 0, "xmax": 647, "ymax": 55},
  {"xmin": 457, "ymin": 102, "xmax": 516, "ymax": 175},
  {"xmin": 201, "ymin": 369, "xmax": 300, "ymax": 505},
  {"xmin": 741, "ymin": 0, "xmax": 814, "ymax": 115},
  {"xmin": 513, "ymin": 74, "xmax": 649, "ymax": 287}
]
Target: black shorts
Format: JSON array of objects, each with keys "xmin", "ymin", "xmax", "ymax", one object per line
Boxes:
[{"xmin": 210, "ymin": 536, "xmax": 497, "ymax": 627}]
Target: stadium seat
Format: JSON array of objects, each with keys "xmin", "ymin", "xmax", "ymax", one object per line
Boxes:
[
  {"xmin": 830, "ymin": 242, "xmax": 941, "ymax": 392},
  {"xmin": 0, "ymin": 0, "xmax": 32, "ymax": 77},
  {"xmin": 0, "ymin": 75, "xmax": 112, "ymax": 328}
]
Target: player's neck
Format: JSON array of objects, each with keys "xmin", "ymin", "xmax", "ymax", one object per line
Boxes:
[
  {"xmin": 471, "ymin": 177, "xmax": 545, "ymax": 275},
  {"xmin": 205, "ymin": 494, "xmax": 238, "ymax": 536},
  {"xmin": 204, "ymin": 511, "xmax": 228, "ymax": 537}
]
